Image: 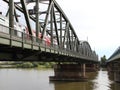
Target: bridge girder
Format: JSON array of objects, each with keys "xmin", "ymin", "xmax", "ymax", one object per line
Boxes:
[
  {"xmin": 3, "ymin": 0, "xmax": 80, "ymax": 50},
  {"xmin": 1, "ymin": 0, "xmax": 98, "ymax": 62}
]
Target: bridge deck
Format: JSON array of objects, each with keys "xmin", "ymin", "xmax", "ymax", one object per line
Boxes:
[
  {"xmin": 0, "ymin": 24, "xmax": 98, "ymax": 62},
  {"xmin": 0, "ymin": 0, "xmax": 98, "ymax": 63},
  {"xmin": 107, "ymin": 47, "xmax": 120, "ymax": 63}
]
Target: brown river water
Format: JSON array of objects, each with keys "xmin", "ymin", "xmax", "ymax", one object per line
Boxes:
[{"xmin": 0, "ymin": 68, "xmax": 119, "ymax": 90}]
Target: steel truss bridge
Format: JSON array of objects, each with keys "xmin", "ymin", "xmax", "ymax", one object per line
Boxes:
[
  {"xmin": 0, "ymin": 0, "xmax": 98, "ymax": 63},
  {"xmin": 107, "ymin": 47, "xmax": 120, "ymax": 63},
  {"xmin": 107, "ymin": 47, "xmax": 120, "ymax": 82}
]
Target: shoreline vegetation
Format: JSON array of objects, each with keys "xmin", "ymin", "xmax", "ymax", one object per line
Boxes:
[{"xmin": 0, "ymin": 62, "xmax": 56, "ymax": 68}]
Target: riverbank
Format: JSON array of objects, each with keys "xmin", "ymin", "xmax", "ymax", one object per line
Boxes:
[{"xmin": 0, "ymin": 62, "xmax": 55, "ymax": 68}]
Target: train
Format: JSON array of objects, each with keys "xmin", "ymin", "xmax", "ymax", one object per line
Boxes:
[{"xmin": 0, "ymin": 14, "xmax": 52, "ymax": 46}]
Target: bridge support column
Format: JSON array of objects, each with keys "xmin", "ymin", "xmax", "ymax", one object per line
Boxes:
[
  {"xmin": 107, "ymin": 63, "xmax": 114, "ymax": 80},
  {"xmin": 86, "ymin": 64, "xmax": 99, "ymax": 72},
  {"xmin": 9, "ymin": 0, "xmax": 14, "ymax": 36},
  {"xmin": 81, "ymin": 64, "xmax": 86, "ymax": 77},
  {"xmin": 49, "ymin": 63, "xmax": 87, "ymax": 81},
  {"xmin": 107, "ymin": 62, "xmax": 120, "ymax": 82},
  {"xmin": 114, "ymin": 71, "xmax": 120, "ymax": 82},
  {"xmin": 113, "ymin": 62, "xmax": 120, "ymax": 82}
]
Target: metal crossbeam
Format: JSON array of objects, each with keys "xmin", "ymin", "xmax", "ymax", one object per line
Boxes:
[
  {"xmin": 1, "ymin": 0, "xmax": 99, "ymax": 62},
  {"xmin": 20, "ymin": 0, "xmax": 32, "ymax": 36}
]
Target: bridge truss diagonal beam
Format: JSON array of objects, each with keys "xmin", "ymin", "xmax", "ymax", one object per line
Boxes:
[{"xmin": 1, "ymin": 0, "xmax": 99, "ymax": 62}]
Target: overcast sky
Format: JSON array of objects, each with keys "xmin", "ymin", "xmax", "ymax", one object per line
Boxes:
[{"xmin": 56, "ymin": 0, "xmax": 120, "ymax": 59}]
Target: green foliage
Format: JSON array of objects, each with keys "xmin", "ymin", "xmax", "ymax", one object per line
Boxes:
[
  {"xmin": 100, "ymin": 55, "xmax": 107, "ymax": 66},
  {"xmin": 0, "ymin": 61, "xmax": 57, "ymax": 68},
  {"xmin": 15, "ymin": 62, "xmax": 56, "ymax": 68},
  {"xmin": 16, "ymin": 62, "xmax": 34, "ymax": 68},
  {"xmin": 32, "ymin": 62, "xmax": 39, "ymax": 67},
  {"xmin": 44, "ymin": 62, "xmax": 55, "ymax": 68}
]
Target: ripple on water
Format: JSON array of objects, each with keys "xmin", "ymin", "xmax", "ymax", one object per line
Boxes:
[{"xmin": 92, "ymin": 70, "xmax": 113, "ymax": 90}]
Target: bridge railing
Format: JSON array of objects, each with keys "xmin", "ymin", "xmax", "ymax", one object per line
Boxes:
[
  {"xmin": 0, "ymin": 24, "xmax": 98, "ymax": 61},
  {"xmin": 0, "ymin": 24, "xmax": 9, "ymax": 34},
  {"xmin": 0, "ymin": 23, "xmax": 66, "ymax": 51}
]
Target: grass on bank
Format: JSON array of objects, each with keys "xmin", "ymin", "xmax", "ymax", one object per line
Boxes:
[{"xmin": 0, "ymin": 62, "xmax": 56, "ymax": 68}]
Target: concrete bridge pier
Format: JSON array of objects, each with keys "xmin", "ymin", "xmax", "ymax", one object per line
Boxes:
[
  {"xmin": 107, "ymin": 62, "xmax": 120, "ymax": 82},
  {"xmin": 107, "ymin": 63, "xmax": 114, "ymax": 80},
  {"xmin": 114, "ymin": 62, "xmax": 120, "ymax": 82},
  {"xmin": 114, "ymin": 71, "xmax": 120, "ymax": 82},
  {"xmin": 81, "ymin": 64, "xmax": 86, "ymax": 77},
  {"xmin": 85, "ymin": 64, "xmax": 99, "ymax": 72},
  {"xmin": 49, "ymin": 63, "xmax": 88, "ymax": 81}
]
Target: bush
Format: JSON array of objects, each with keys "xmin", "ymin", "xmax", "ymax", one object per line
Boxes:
[
  {"xmin": 16, "ymin": 62, "xmax": 34, "ymax": 68},
  {"xmin": 32, "ymin": 62, "xmax": 39, "ymax": 67}
]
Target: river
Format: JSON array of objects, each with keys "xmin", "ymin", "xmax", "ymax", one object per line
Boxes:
[{"xmin": 0, "ymin": 68, "xmax": 119, "ymax": 90}]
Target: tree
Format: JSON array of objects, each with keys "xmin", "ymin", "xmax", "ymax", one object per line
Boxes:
[{"xmin": 100, "ymin": 55, "xmax": 107, "ymax": 67}]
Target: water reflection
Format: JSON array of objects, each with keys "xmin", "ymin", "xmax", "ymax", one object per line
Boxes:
[
  {"xmin": 54, "ymin": 82, "xmax": 92, "ymax": 90},
  {"xmin": 0, "ymin": 68, "xmax": 120, "ymax": 90},
  {"xmin": 111, "ymin": 82, "xmax": 120, "ymax": 90},
  {"xmin": 53, "ymin": 82, "xmax": 93, "ymax": 90},
  {"xmin": 52, "ymin": 69, "xmax": 120, "ymax": 90},
  {"xmin": 92, "ymin": 69, "xmax": 113, "ymax": 90},
  {"xmin": 52, "ymin": 72, "xmax": 97, "ymax": 90}
]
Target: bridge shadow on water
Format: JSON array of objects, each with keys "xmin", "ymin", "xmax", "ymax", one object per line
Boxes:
[{"xmin": 51, "ymin": 68, "xmax": 120, "ymax": 90}]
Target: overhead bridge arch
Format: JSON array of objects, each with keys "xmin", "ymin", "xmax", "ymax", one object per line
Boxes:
[{"xmin": 79, "ymin": 41, "xmax": 98, "ymax": 60}]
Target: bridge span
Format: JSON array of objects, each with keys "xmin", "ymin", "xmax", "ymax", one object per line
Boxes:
[
  {"xmin": 0, "ymin": 0, "xmax": 99, "ymax": 81},
  {"xmin": 0, "ymin": 0, "xmax": 98, "ymax": 63},
  {"xmin": 107, "ymin": 47, "xmax": 120, "ymax": 82}
]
